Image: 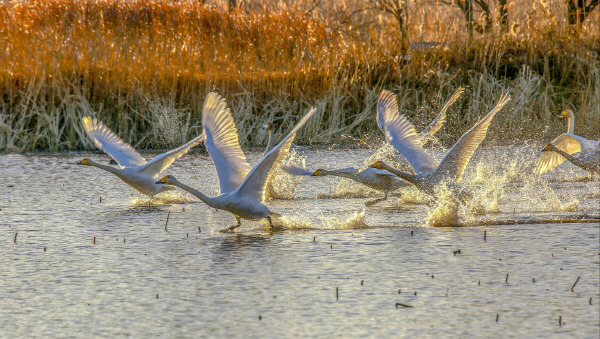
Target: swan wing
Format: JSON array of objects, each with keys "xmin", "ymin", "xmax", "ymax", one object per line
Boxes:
[
  {"xmin": 82, "ymin": 116, "xmax": 147, "ymax": 168},
  {"xmin": 534, "ymin": 134, "xmax": 597, "ymax": 174},
  {"xmin": 436, "ymin": 93, "xmax": 511, "ymax": 182},
  {"xmin": 236, "ymin": 107, "xmax": 317, "ymax": 202},
  {"xmin": 377, "ymin": 90, "xmax": 438, "ymax": 174},
  {"xmin": 139, "ymin": 133, "xmax": 205, "ymax": 177},
  {"xmin": 202, "ymin": 92, "xmax": 252, "ymax": 193},
  {"xmin": 421, "ymin": 87, "xmax": 465, "ymax": 136}
]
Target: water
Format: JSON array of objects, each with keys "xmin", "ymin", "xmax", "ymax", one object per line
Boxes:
[{"xmin": 1, "ymin": 145, "xmax": 599, "ymax": 338}]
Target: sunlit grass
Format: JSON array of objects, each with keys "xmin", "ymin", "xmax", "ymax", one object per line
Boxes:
[{"xmin": 0, "ymin": 0, "xmax": 598, "ymax": 151}]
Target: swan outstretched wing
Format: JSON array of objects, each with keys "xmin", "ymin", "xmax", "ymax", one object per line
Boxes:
[
  {"xmin": 377, "ymin": 90, "xmax": 438, "ymax": 174},
  {"xmin": 435, "ymin": 93, "xmax": 511, "ymax": 182},
  {"xmin": 82, "ymin": 116, "xmax": 147, "ymax": 168},
  {"xmin": 421, "ymin": 87, "xmax": 465, "ymax": 136},
  {"xmin": 236, "ymin": 107, "xmax": 317, "ymax": 202},
  {"xmin": 139, "ymin": 133, "xmax": 205, "ymax": 177},
  {"xmin": 534, "ymin": 134, "xmax": 598, "ymax": 174},
  {"xmin": 202, "ymin": 93, "xmax": 252, "ymax": 193}
]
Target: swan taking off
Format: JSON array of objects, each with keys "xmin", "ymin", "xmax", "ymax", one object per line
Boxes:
[
  {"xmin": 372, "ymin": 90, "xmax": 511, "ymax": 197},
  {"xmin": 157, "ymin": 92, "xmax": 316, "ymax": 231},
  {"xmin": 312, "ymin": 87, "xmax": 464, "ymax": 205},
  {"xmin": 535, "ymin": 109, "xmax": 600, "ymax": 175},
  {"xmin": 542, "ymin": 142, "xmax": 600, "ymax": 174},
  {"xmin": 78, "ymin": 117, "xmax": 204, "ymax": 197}
]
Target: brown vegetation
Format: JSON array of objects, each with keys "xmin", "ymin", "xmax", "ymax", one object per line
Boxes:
[{"xmin": 0, "ymin": 0, "xmax": 598, "ymax": 151}]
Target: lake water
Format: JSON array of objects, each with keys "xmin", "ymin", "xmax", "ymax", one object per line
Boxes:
[{"xmin": 1, "ymin": 144, "xmax": 599, "ymax": 338}]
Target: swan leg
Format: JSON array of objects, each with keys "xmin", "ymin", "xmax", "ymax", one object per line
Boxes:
[
  {"xmin": 365, "ymin": 191, "xmax": 388, "ymax": 207},
  {"xmin": 267, "ymin": 215, "xmax": 274, "ymax": 229},
  {"xmin": 219, "ymin": 216, "xmax": 242, "ymax": 233}
]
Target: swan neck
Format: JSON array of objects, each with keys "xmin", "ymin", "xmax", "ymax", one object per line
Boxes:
[
  {"xmin": 382, "ymin": 165, "xmax": 416, "ymax": 183},
  {"xmin": 566, "ymin": 114, "xmax": 574, "ymax": 134},
  {"xmin": 172, "ymin": 180, "xmax": 216, "ymax": 206},
  {"xmin": 323, "ymin": 170, "xmax": 355, "ymax": 179},
  {"xmin": 88, "ymin": 160, "xmax": 122, "ymax": 176}
]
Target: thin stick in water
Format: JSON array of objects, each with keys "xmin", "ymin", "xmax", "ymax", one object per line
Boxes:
[
  {"xmin": 164, "ymin": 211, "xmax": 171, "ymax": 231},
  {"xmin": 14, "ymin": 231, "xmax": 17, "ymax": 243},
  {"xmin": 570, "ymin": 276, "xmax": 580, "ymax": 292},
  {"xmin": 395, "ymin": 303, "xmax": 413, "ymax": 308}
]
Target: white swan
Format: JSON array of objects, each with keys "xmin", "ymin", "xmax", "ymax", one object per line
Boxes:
[
  {"xmin": 372, "ymin": 90, "xmax": 511, "ymax": 197},
  {"xmin": 542, "ymin": 142, "xmax": 600, "ymax": 174},
  {"xmin": 535, "ymin": 109, "xmax": 600, "ymax": 174},
  {"xmin": 311, "ymin": 87, "xmax": 464, "ymax": 205},
  {"xmin": 78, "ymin": 117, "xmax": 204, "ymax": 197},
  {"xmin": 312, "ymin": 167, "xmax": 409, "ymax": 206},
  {"xmin": 157, "ymin": 92, "xmax": 316, "ymax": 231}
]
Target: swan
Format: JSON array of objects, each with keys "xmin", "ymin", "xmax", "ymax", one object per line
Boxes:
[
  {"xmin": 311, "ymin": 87, "xmax": 463, "ymax": 205},
  {"xmin": 372, "ymin": 90, "xmax": 511, "ymax": 197},
  {"xmin": 535, "ymin": 109, "xmax": 600, "ymax": 174},
  {"xmin": 312, "ymin": 167, "xmax": 409, "ymax": 206},
  {"xmin": 157, "ymin": 92, "xmax": 316, "ymax": 231},
  {"xmin": 542, "ymin": 142, "xmax": 600, "ymax": 174},
  {"xmin": 77, "ymin": 117, "xmax": 204, "ymax": 197}
]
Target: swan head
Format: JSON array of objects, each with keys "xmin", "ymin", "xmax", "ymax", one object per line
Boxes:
[
  {"xmin": 312, "ymin": 169, "xmax": 325, "ymax": 176},
  {"xmin": 371, "ymin": 161, "xmax": 385, "ymax": 169},
  {"xmin": 78, "ymin": 158, "xmax": 91, "ymax": 166},
  {"xmin": 543, "ymin": 144, "xmax": 556, "ymax": 152},
  {"xmin": 561, "ymin": 109, "xmax": 574, "ymax": 119},
  {"xmin": 156, "ymin": 175, "xmax": 177, "ymax": 185}
]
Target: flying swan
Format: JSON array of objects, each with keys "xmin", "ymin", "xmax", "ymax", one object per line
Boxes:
[
  {"xmin": 535, "ymin": 109, "xmax": 600, "ymax": 175},
  {"xmin": 78, "ymin": 117, "xmax": 204, "ymax": 197},
  {"xmin": 157, "ymin": 92, "xmax": 316, "ymax": 231},
  {"xmin": 372, "ymin": 90, "xmax": 511, "ymax": 197},
  {"xmin": 312, "ymin": 87, "xmax": 465, "ymax": 205}
]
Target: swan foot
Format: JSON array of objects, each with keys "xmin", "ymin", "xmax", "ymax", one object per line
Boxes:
[
  {"xmin": 267, "ymin": 215, "xmax": 274, "ymax": 229},
  {"xmin": 365, "ymin": 197, "xmax": 386, "ymax": 207},
  {"xmin": 219, "ymin": 217, "xmax": 242, "ymax": 233}
]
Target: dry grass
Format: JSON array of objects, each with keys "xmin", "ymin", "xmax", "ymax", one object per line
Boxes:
[{"xmin": 0, "ymin": 0, "xmax": 598, "ymax": 151}]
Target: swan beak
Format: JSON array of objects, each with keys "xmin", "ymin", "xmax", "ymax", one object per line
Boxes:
[
  {"xmin": 77, "ymin": 159, "xmax": 88, "ymax": 165},
  {"xmin": 371, "ymin": 161, "xmax": 382, "ymax": 169},
  {"xmin": 543, "ymin": 144, "xmax": 551, "ymax": 152},
  {"xmin": 312, "ymin": 169, "xmax": 323, "ymax": 176},
  {"xmin": 156, "ymin": 176, "xmax": 169, "ymax": 184}
]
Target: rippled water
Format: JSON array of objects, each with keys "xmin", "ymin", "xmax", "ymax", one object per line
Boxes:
[{"xmin": 1, "ymin": 145, "xmax": 599, "ymax": 338}]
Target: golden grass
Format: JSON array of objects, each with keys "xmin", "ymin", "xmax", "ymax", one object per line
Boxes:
[{"xmin": 0, "ymin": 0, "xmax": 598, "ymax": 151}]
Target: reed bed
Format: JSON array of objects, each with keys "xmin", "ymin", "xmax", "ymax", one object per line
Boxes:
[{"xmin": 0, "ymin": 0, "xmax": 598, "ymax": 151}]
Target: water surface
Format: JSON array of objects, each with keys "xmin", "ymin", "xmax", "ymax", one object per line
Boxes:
[{"xmin": 1, "ymin": 145, "xmax": 599, "ymax": 337}]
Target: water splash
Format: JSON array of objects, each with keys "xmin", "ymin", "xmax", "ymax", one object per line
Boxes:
[
  {"xmin": 322, "ymin": 210, "xmax": 369, "ymax": 229},
  {"xmin": 425, "ymin": 185, "xmax": 461, "ymax": 227},
  {"xmin": 132, "ymin": 190, "xmax": 196, "ymax": 206},
  {"xmin": 265, "ymin": 149, "xmax": 308, "ymax": 200},
  {"xmin": 272, "ymin": 210, "xmax": 369, "ymax": 230}
]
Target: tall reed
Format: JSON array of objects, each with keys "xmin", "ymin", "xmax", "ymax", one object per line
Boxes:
[{"xmin": 0, "ymin": 0, "xmax": 598, "ymax": 151}]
